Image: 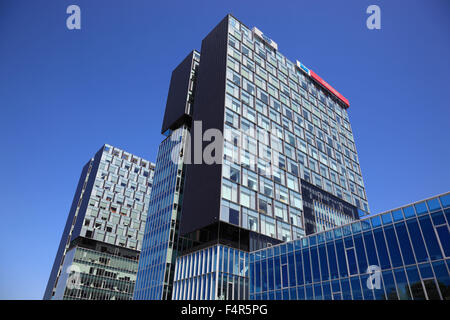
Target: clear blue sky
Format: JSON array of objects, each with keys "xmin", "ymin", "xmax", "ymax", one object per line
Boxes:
[{"xmin": 0, "ymin": 0, "xmax": 449, "ymax": 299}]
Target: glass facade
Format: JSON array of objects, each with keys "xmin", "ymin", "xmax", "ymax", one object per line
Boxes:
[
  {"xmin": 221, "ymin": 14, "xmax": 367, "ymax": 240},
  {"xmin": 172, "ymin": 245, "xmax": 249, "ymax": 300},
  {"xmin": 134, "ymin": 51, "xmax": 200, "ymax": 300},
  {"xmin": 134, "ymin": 127, "xmax": 188, "ymax": 300},
  {"xmin": 45, "ymin": 144, "xmax": 154, "ymax": 300},
  {"xmin": 249, "ymin": 192, "xmax": 450, "ymax": 300}
]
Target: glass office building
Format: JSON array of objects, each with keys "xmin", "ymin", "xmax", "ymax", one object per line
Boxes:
[
  {"xmin": 44, "ymin": 144, "xmax": 155, "ymax": 300},
  {"xmin": 249, "ymin": 192, "xmax": 450, "ymax": 300},
  {"xmin": 136, "ymin": 14, "xmax": 371, "ymax": 299},
  {"xmin": 134, "ymin": 51, "xmax": 200, "ymax": 300},
  {"xmin": 134, "ymin": 127, "xmax": 190, "ymax": 300},
  {"xmin": 172, "ymin": 245, "xmax": 250, "ymax": 300}
]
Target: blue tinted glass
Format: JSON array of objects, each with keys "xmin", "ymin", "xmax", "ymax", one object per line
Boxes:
[
  {"xmin": 309, "ymin": 235, "xmax": 317, "ymax": 246},
  {"xmin": 350, "ymin": 276, "xmax": 363, "ymax": 300},
  {"xmin": 274, "ymin": 256, "xmax": 281, "ymax": 290},
  {"xmin": 427, "ymin": 198, "xmax": 441, "ymax": 212},
  {"xmin": 313, "ymin": 283, "xmax": 322, "ymax": 300},
  {"xmin": 354, "ymin": 234, "xmax": 368, "ymax": 274},
  {"xmin": 342, "ymin": 225, "xmax": 352, "ymax": 236},
  {"xmin": 302, "ymin": 249, "xmax": 312, "ymax": 284},
  {"xmin": 334, "ymin": 227, "xmax": 343, "ymax": 239},
  {"xmin": 268, "ymin": 258, "xmax": 274, "ymax": 291},
  {"xmin": 381, "ymin": 212, "xmax": 393, "ymax": 224},
  {"xmin": 318, "ymin": 245, "xmax": 329, "ymax": 281},
  {"xmin": 294, "ymin": 251, "xmax": 303, "ymax": 285},
  {"xmin": 294, "ymin": 239, "xmax": 302, "ymax": 250},
  {"xmin": 394, "ymin": 268, "xmax": 411, "ymax": 300},
  {"xmin": 333, "ymin": 293, "xmax": 342, "ymax": 300},
  {"xmin": 373, "ymin": 228, "xmax": 391, "ymax": 269},
  {"xmin": 261, "ymin": 259, "xmax": 267, "ymax": 291},
  {"xmin": 392, "ymin": 209, "xmax": 403, "ymax": 221},
  {"xmin": 335, "ymin": 240, "xmax": 348, "ymax": 277},
  {"xmin": 418, "ymin": 215, "xmax": 443, "ymax": 260},
  {"xmin": 305, "ymin": 285, "xmax": 313, "ymax": 300},
  {"xmin": 317, "ymin": 233, "xmax": 325, "ymax": 244},
  {"xmin": 346, "ymin": 248, "xmax": 358, "ymax": 275},
  {"xmin": 282, "ymin": 289, "xmax": 289, "ymax": 300},
  {"xmin": 418, "ymin": 263, "xmax": 433, "ymax": 279},
  {"xmin": 363, "ymin": 231, "xmax": 379, "ymax": 266},
  {"xmin": 287, "ymin": 242, "xmax": 294, "ymax": 253},
  {"xmin": 326, "ymin": 242, "xmax": 339, "ymax": 280},
  {"xmin": 344, "ymin": 236, "xmax": 354, "ymax": 248},
  {"xmin": 288, "ymin": 252, "xmax": 296, "ymax": 287},
  {"xmin": 341, "ymin": 278, "xmax": 352, "ymax": 300},
  {"xmin": 406, "ymin": 218, "xmax": 429, "ymax": 263},
  {"xmin": 361, "ymin": 219, "xmax": 371, "ymax": 230},
  {"xmin": 439, "ymin": 194, "xmax": 450, "ymax": 208},
  {"xmin": 331, "ymin": 280, "xmax": 340, "ymax": 293},
  {"xmin": 281, "ymin": 264, "xmax": 288, "ymax": 288},
  {"xmin": 360, "ymin": 274, "xmax": 375, "ymax": 300},
  {"xmin": 351, "ymin": 222, "xmax": 362, "ymax": 233},
  {"xmin": 274, "ymin": 245, "xmax": 280, "ymax": 256},
  {"xmin": 436, "ymin": 225, "xmax": 450, "ymax": 257},
  {"xmin": 289, "ymin": 287, "xmax": 297, "ymax": 300},
  {"xmin": 382, "ymin": 270, "xmax": 398, "ymax": 300},
  {"xmin": 280, "ymin": 244, "xmax": 287, "ymax": 255},
  {"xmin": 394, "ymin": 222, "xmax": 416, "ymax": 265},
  {"xmin": 402, "ymin": 205, "xmax": 416, "ymax": 218},
  {"xmin": 431, "ymin": 211, "xmax": 446, "ymax": 226},
  {"xmin": 414, "ymin": 201, "xmax": 428, "ymax": 215},
  {"xmin": 405, "ymin": 266, "xmax": 426, "ymax": 300},
  {"xmin": 302, "ymin": 237, "xmax": 309, "ymax": 248},
  {"xmin": 432, "ymin": 260, "xmax": 450, "ymax": 299},
  {"xmin": 322, "ymin": 282, "xmax": 332, "ymax": 300},
  {"xmin": 325, "ymin": 231, "xmax": 334, "ymax": 241},
  {"xmin": 371, "ymin": 216, "xmax": 381, "ymax": 227},
  {"xmin": 255, "ymin": 260, "xmax": 261, "ymax": 292},
  {"xmin": 310, "ymin": 247, "xmax": 321, "ymax": 282},
  {"xmin": 275, "ymin": 290, "xmax": 282, "ymax": 300},
  {"xmin": 297, "ymin": 286, "xmax": 305, "ymax": 300},
  {"xmin": 383, "ymin": 224, "xmax": 403, "ymax": 267}
]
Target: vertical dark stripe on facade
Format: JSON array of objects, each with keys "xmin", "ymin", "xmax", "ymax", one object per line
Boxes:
[
  {"xmin": 161, "ymin": 51, "xmax": 195, "ymax": 134},
  {"xmin": 180, "ymin": 16, "xmax": 229, "ymax": 236}
]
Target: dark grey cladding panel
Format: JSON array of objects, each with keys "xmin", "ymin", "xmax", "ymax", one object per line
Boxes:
[
  {"xmin": 161, "ymin": 51, "xmax": 195, "ymax": 134},
  {"xmin": 179, "ymin": 16, "xmax": 229, "ymax": 236}
]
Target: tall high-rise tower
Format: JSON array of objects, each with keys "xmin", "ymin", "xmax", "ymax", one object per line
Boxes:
[
  {"xmin": 44, "ymin": 145, "xmax": 154, "ymax": 300},
  {"xmin": 136, "ymin": 14, "xmax": 370, "ymax": 300}
]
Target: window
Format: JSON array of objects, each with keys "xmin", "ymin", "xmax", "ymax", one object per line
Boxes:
[
  {"xmin": 242, "ymin": 169, "xmax": 258, "ymax": 191},
  {"xmin": 240, "ymin": 186, "xmax": 256, "ymax": 209},
  {"xmin": 258, "ymin": 194, "xmax": 272, "ymax": 216},
  {"xmin": 223, "ymin": 160, "xmax": 240, "ymax": 183},
  {"xmin": 222, "ymin": 179, "xmax": 238, "ymax": 203}
]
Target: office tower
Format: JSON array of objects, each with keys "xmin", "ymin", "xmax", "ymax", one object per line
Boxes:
[
  {"xmin": 137, "ymin": 14, "xmax": 370, "ymax": 300},
  {"xmin": 134, "ymin": 51, "xmax": 200, "ymax": 300},
  {"xmin": 249, "ymin": 192, "xmax": 450, "ymax": 300},
  {"xmin": 44, "ymin": 144, "xmax": 155, "ymax": 300}
]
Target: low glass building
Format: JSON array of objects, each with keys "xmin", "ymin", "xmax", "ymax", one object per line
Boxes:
[
  {"xmin": 249, "ymin": 192, "xmax": 450, "ymax": 300},
  {"xmin": 172, "ymin": 245, "xmax": 250, "ymax": 300}
]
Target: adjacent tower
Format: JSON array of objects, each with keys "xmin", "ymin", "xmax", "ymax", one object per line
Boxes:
[{"xmin": 44, "ymin": 144, "xmax": 154, "ymax": 300}]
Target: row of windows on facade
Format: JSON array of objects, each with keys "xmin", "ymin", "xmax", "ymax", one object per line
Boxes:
[
  {"xmin": 248, "ymin": 195, "xmax": 450, "ymax": 300},
  {"xmin": 226, "ymin": 20, "xmax": 350, "ymax": 119},
  {"xmin": 223, "ymin": 67, "xmax": 363, "ymax": 189},
  {"xmin": 227, "ymin": 16, "xmax": 349, "ymax": 111},
  {"xmin": 249, "ymin": 261, "xmax": 448, "ymax": 300},
  {"xmin": 225, "ymin": 60, "xmax": 354, "ymax": 149},
  {"xmin": 103, "ymin": 145, "xmax": 154, "ymax": 171},
  {"xmin": 223, "ymin": 99, "xmax": 362, "ymax": 189},
  {"xmin": 223, "ymin": 84, "xmax": 366, "ymax": 205}
]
